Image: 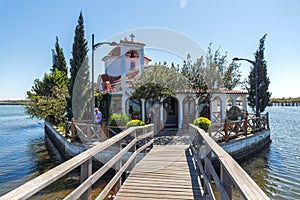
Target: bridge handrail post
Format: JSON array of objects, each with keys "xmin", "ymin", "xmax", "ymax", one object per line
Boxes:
[
  {"xmin": 220, "ymin": 163, "xmax": 232, "ymax": 199},
  {"xmin": 80, "ymin": 158, "xmax": 92, "ymax": 200},
  {"xmin": 87, "ymin": 125, "xmax": 92, "ymax": 140},
  {"xmin": 133, "ymin": 130, "xmax": 137, "ymax": 168},
  {"xmin": 266, "ymin": 112, "xmax": 269, "ymax": 129},
  {"xmin": 114, "ymin": 141, "xmax": 123, "ymax": 195},
  {"xmin": 71, "ymin": 118, "xmax": 76, "ymax": 142},
  {"xmin": 224, "ymin": 119, "xmax": 229, "ymax": 142},
  {"xmin": 151, "ymin": 124, "xmax": 154, "ymax": 149},
  {"xmin": 64, "ymin": 118, "xmax": 69, "ymax": 137},
  {"xmin": 189, "ymin": 124, "xmax": 269, "ymax": 200},
  {"xmin": 243, "ymin": 114, "xmax": 248, "ymax": 137}
]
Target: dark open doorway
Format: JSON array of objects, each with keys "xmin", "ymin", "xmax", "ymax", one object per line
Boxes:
[{"xmin": 163, "ymin": 97, "xmax": 178, "ymax": 128}]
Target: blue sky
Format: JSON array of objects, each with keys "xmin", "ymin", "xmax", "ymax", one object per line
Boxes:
[{"xmin": 0, "ymin": 0, "xmax": 299, "ymax": 100}]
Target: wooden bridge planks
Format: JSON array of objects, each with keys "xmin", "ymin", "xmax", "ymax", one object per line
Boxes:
[{"xmin": 115, "ymin": 145, "xmax": 206, "ymax": 200}]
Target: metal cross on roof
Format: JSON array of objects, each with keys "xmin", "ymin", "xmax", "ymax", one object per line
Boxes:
[{"xmin": 130, "ymin": 33, "xmax": 135, "ymax": 42}]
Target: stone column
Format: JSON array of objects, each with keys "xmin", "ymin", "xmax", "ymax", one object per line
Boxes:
[
  {"xmin": 232, "ymin": 97, "xmax": 237, "ymax": 106},
  {"xmin": 121, "ymin": 53, "xmax": 126, "ymax": 90},
  {"xmin": 220, "ymin": 94, "xmax": 226, "ymax": 122},
  {"xmin": 243, "ymin": 95, "xmax": 247, "ymax": 112},
  {"xmin": 177, "ymin": 95, "xmax": 184, "ymax": 129},
  {"xmin": 141, "ymin": 99, "xmax": 145, "ymax": 122},
  {"xmin": 138, "ymin": 48, "xmax": 144, "ymax": 75},
  {"xmin": 121, "ymin": 93, "xmax": 127, "ymax": 114}
]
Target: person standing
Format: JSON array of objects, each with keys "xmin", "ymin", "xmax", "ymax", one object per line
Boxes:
[{"xmin": 94, "ymin": 108, "xmax": 102, "ymax": 125}]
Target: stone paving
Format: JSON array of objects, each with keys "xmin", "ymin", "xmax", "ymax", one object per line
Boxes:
[{"xmin": 153, "ymin": 128, "xmax": 194, "ymax": 145}]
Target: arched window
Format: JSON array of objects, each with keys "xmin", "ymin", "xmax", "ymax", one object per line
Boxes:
[
  {"xmin": 211, "ymin": 96, "xmax": 222, "ymax": 123},
  {"xmin": 227, "ymin": 97, "xmax": 233, "ymax": 110},
  {"xmin": 182, "ymin": 96, "xmax": 196, "ymax": 128},
  {"xmin": 183, "ymin": 97, "xmax": 195, "ymax": 115}
]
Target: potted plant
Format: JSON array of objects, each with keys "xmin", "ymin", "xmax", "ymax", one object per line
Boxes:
[
  {"xmin": 193, "ymin": 117, "xmax": 211, "ymax": 132},
  {"xmin": 126, "ymin": 119, "xmax": 146, "ymax": 127}
]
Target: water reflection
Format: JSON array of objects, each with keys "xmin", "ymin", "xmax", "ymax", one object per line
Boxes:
[
  {"xmin": 240, "ymin": 146, "xmax": 270, "ymax": 194},
  {"xmin": 28, "ymin": 136, "xmax": 64, "ymax": 176},
  {"xmin": 27, "ymin": 134, "xmax": 115, "ymax": 199},
  {"xmin": 241, "ymin": 107, "xmax": 300, "ymax": 200}
]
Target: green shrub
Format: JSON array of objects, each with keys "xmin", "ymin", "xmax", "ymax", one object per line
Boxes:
[
  {"xmin": 193, "ymin": 117, "xmax": 211, "ymax": 131},
  {"xmin": 108, "ymin": 112, "xmax": 129, "ymax": 134},
  {"xmin": 132, "ymin": 110, "xmax": 140, "ymax": 115},
  {"xmin": 108, "ymin": 112, "xmax": 129, "ymax": 127},
  {"xmin": 126, "ymin": 119, "xmax": 146, "ymax": 127}
]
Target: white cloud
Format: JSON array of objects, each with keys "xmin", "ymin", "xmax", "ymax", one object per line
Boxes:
[{"xmin": 179, "ymin": 0, "xmax": 188, "ymax": 9}]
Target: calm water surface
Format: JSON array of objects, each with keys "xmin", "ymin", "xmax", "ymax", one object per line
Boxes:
[
  {"xmin": 0, "ymin": 105, "xmax": 69, "ymax": 197},
  {"xmin": 0, "ymin": 105, "xmax": 113, "ymax": 199},
  {"xmin": 0, "ymin": 105, "xmax": 300, "ymax": 199},
  {"xmin": 241, "ymin": 106, "xmax": 300, "ymax": 200}
]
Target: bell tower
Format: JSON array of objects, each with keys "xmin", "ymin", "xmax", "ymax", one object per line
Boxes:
[{"xmin": 119, "ymin": 34, "xmax": 145, "ymax": 90}]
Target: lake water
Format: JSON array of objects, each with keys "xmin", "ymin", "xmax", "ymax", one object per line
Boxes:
[
  {"xmin": 0, "ymin": 105, "xmax": 113, "ymax": 199},
  {"xmin": 0, "ymin": 105, "xmax": 299, "ymax": 199},
  {"xmin": 241, "ymin": 106, "xmax": 300, "ymax": 200},
  {"xmin": 0, "ymin": 105, "xmax": 72, "ymax": 198},
  {"xmin": 0, "ymin": 105, "xmax": 51, "ymax": 194}
]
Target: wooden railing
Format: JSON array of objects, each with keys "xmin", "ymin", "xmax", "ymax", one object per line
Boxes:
[
  {"xmin": 65, "ymin": 119, "xmax": 129, "ymax": 143},
  {"xmin": 65, "ymin": 119, "xmax": 109, "ymax": 142},
  {"xmin": 210, "ymin": 113, "xmax": 269, "ymax": 142},
  {"xmin": 212, "ymin": 111, "xmax": 221, "ymax": 123},
  {"xmin": 189, "ymin": 124, "xmax": 269, "ymax": 200},
  {"xmin": 1, "ymin": 124, "xmax": 154, "ymax": 200}
]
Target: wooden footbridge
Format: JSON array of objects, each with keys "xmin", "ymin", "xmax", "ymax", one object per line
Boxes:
[{"xmin": 1, "ymin": 123, "xmax": 269, "ymax": 200}]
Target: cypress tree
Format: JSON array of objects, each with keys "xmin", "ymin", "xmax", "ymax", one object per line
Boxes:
[
  {"xmin": 68, "ymin": 12, "xmax": 90, "ymax": 119},
  {"xmin": 50, "ymin": 36, "xmax": 69, "ymax": 94},
  {"xmin": 26, "ymin": 38, "xmax": 69, "ymax": 125},
  {"xmin": 247, "ymin": 34, "xmax": 271, "ymax": 114},
  {"xmin": 51, "ymin": 36, "xmax": 67, "ymax": 75}
]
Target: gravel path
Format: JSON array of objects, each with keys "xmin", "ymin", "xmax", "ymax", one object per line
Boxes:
[{"xmin": 154, "ymin": 129, "xmax": 194, "ymax": 145}]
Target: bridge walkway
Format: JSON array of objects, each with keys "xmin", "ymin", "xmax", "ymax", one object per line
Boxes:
[{"xmin": 115, "ymin": 144, "xmax": 206, "ymax": 200}]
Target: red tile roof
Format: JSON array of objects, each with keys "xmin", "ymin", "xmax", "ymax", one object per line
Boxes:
[{"xmin": 97, "ymin": 66, "xmax": 248, "ymax": 95}]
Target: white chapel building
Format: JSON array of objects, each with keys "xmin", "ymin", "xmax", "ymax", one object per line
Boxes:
[{"xmin": 96, "ymin": 35, "xmax": 248, "ymax": 131}]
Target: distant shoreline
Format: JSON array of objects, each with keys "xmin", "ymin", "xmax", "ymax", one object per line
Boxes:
[{"xmin": 0, "ymin": 100, "xmax": 28, "ymax": 105}]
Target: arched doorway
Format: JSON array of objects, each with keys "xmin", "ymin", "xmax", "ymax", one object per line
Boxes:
[
  {"xmin": 163, "ymin": 97, "xmax": 178, "ymax": 128},
  {"xmin": 198, "ymin": 95, "xmax": 210, "ymax": 119}
]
